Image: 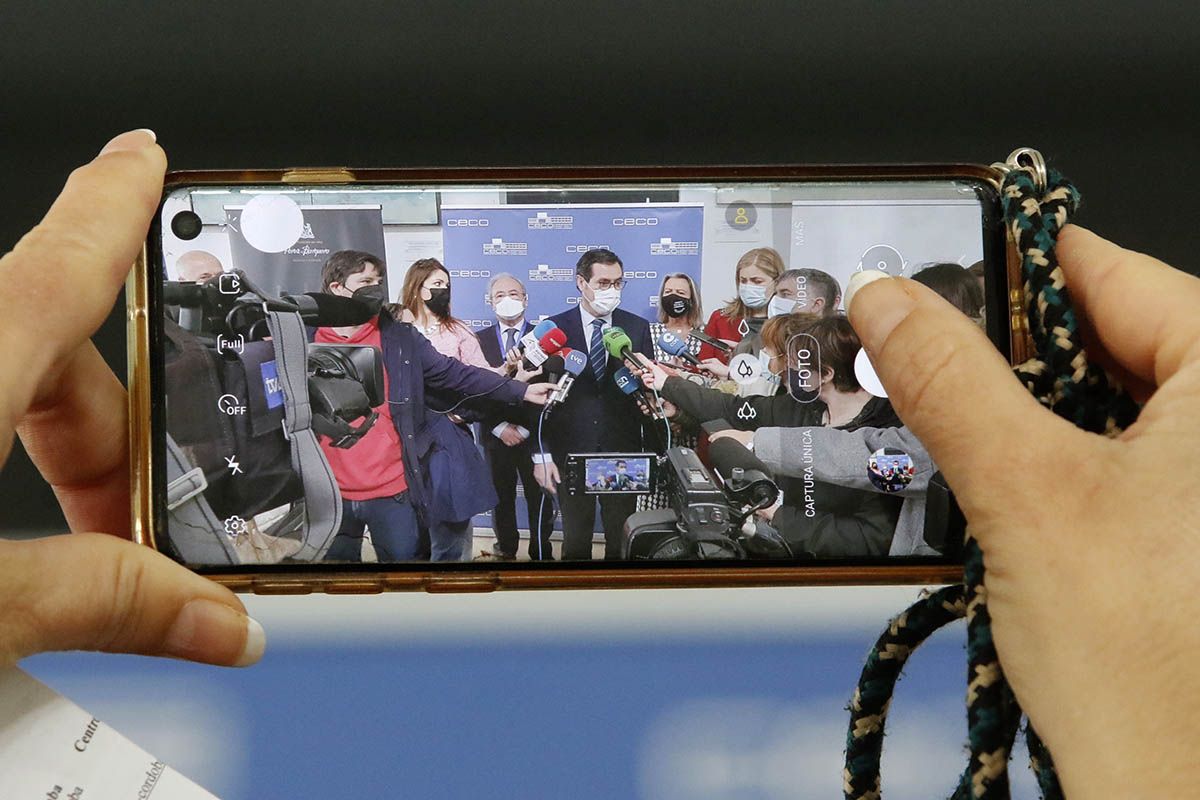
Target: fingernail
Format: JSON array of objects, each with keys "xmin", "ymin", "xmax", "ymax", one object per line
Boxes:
[
  {"xmin": 844, "ymin": 269, "xmax": 891, "ymax": 315},
  {"xmin": 163, "ymin": 598, "xmax": 266, "ymax": 667},
  {"xmin": 99, "ymin": 128, "xmax": 157, "ymax": 157},
  {"xmin": 235, "ymin": 617, "xmax": 267, "ymax": 667},
  {"xmin": 844, "ymin": 272, "xmax": 918, "ymax": 350}
]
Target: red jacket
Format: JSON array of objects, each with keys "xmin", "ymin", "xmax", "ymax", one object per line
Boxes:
[{"xmin": 698, "ymin": 309, "xmax": 748, "ymax": 363}]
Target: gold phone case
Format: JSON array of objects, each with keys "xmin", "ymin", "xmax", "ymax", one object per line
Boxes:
[{"xmin": 128, "ymin": 164, "xmax": 1026, "ymax": 594}]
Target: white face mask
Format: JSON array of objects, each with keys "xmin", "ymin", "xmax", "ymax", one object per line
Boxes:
[
  {"xmin": 768, "ymin": 296, "xmax": 797, "ymax": 318},
  {"xmin": 493, "ymin": 296, "xmax": 525, "ymax": 321},
  {"xmin": 739, "ymin": 284, "xmax": 769, "ymax": 308},
  {"xmin": 586, "ymin": 286, "xmax": 622, "ymax": 316}
]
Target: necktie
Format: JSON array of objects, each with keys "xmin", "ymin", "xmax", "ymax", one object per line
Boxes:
[
  {"xmin": 589, "ymin": 319, "xmax": 607, "ymax": 383},
  {"xmin": 504, "ymin": 327, "xmax": 518, "ymax": 355}
]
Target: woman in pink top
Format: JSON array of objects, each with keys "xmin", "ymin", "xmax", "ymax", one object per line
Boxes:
[
  {"xmin": 395, "ymin": 258, "xmax": 493, "ymax": 370},
  {"xmin": 394, "ymin": 259, "xmax": 499, "ymax": 561}
]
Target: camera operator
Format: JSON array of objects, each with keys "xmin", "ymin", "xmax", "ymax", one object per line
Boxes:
[
  {"xmin": 315, "ymin": 250, "xmax": 555, "ymax": 562},
  {"xmin": 711, "ymin": 423, "xmax": 941, "ymax": 556},
  {"xmin": 642, "ymin": 313, "xmax": 904, "ymax": 557}
]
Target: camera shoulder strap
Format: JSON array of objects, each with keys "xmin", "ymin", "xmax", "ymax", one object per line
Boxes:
[
  {"xmin": 163, "ymin": 432, "xmax": 239, "ymax": 564},
  {"xmin": 265, "ymin": 309, "xmax": 343, "ymax": 561}
]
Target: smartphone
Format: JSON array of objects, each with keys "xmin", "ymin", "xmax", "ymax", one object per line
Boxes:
[{"xmin": 128, "ymin": 165, "xmax": 1016, "ymax": 593}]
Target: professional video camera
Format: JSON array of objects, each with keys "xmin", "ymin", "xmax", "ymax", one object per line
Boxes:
[
  {"xmin": 621, "ymin": 440, "xmax": 794, "ymax": 560},
  {"xmin": 162, "ymin": 269, "xmax": 382, "ymax": 564}
]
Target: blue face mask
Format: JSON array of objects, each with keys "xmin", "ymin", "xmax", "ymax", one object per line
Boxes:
[{"xmin": 738, "ymin": 284, "xmax": 769, "ymax": 308}]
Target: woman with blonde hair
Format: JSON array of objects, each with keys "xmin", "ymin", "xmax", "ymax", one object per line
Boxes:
[
  {"xmin": 697, "ymin": 247, "xmax": 785, "ymax": 366},
  {"xmin": 650, "ymin": 272, "xmax": 704, "ymax": 364}
]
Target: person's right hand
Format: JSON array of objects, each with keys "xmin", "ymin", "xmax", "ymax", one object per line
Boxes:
[
  {"xmin": 497, "ymin": 423, "xmax": 527, "ymax": 447},
  {"xmin": 532, "ymin": 461, "xmax": 559, "ymax": 495},
  {"xmin": 0, "ymin": 130, "xmax": 264, "ymax": 669},
  {"xmin": 699, "ymin": 357, "xmax": 729, "ymax": 379},
  {"xmin": 846, "ymin": 225, "xmax": 1200, "ymax": 799},
  {"xmin": 640, "ymin": 361, "xmax": 671, "ymax": 392},
  {"xmin": 502, "ymin": 346, "xmax": 522, "ymax": 375}
]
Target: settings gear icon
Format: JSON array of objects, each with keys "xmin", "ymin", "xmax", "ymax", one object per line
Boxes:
[{"xmin": 223, "ymin": 516, "xmax": 248, "ymax": 536}]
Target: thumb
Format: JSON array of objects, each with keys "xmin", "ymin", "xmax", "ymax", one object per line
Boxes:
[
  {"xmin": 0, "ymin": 533, "xmax": 264, "ymax": 667},
  {"xmin": 844, "ymin": 271, "xmax": 1079, "ymax": 515}
]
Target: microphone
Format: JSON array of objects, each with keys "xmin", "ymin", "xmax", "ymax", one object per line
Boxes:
[
  {"xmin": 656, "ymin": 331, "xmax": 702, "ymax": 367},
  {"xmin": 524, "ymin": 327, "xmax": 567, "ymax": 371},
  {"xmin": 281, "ymin": 292, "xmax": 378, "ymax": 327},
  {"xmin": 541, "ymin": 355, "xmax": 566, "ymax": 384},
  {"xmin": 545, "ymin": 350, "xmax": 587, "ymax": 416},
  {"xmin": 518, "ymin": 319, "xmax": 558, "ymax": 356},
  {"xmin": 687, "ymin": 328, "xmax": 733, "ymax": 355},
  {"xmin": 707, "ymin": 438, "xmax": 779, "ymax": 508},
  {"xmin": 162, "ymin": 281, "xmax": 377, "ymax": 328},
  {"xmin": 603, "ymin": 326, "xmax": 649, "ymax": 371},
  {"xmin": 614, "ymin": 365, "xmax": 663, "ymax": 419},
  {"xmin": 162, "ymin": 281, "xmax": 210, "ymax": 308}
]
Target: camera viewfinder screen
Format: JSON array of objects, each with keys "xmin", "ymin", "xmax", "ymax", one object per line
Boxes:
[
  {"xmin": 584, "ymin": 457, "xmax": 653, "ymax": 494},
  {"xmin": 153, "ymin": 176, "xmax": 996, "ymax": 567}
]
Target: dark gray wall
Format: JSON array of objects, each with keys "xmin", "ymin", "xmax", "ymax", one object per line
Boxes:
[{"xmin": 2, "ymin": 1, "xmax": 1197, "ymax": 532}]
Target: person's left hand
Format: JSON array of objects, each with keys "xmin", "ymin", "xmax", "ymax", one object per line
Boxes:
[
  {"xmin": 0, "ymin": 130, "xmax": 264, "ymax": 669},
  {"xmin": 515, "ymin": 363, "xmax": 544, "ymax": 383},
  {"xmin": 708, "ymin": 429, "xmax": 755, "ymax": 448}
]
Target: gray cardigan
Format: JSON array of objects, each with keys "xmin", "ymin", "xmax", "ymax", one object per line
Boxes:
[{"xmin": 753, "ymin": 424, "xmax": 940, "ymax": 557}]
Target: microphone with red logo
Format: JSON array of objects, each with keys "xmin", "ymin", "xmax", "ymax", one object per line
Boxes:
[
  {"xmin": 518, "ymin": 319, "xmax": 557, "ymax": 357},
  {"xmin": 521, "ymin": 324, "xmax": 567, "ymax": 371}
]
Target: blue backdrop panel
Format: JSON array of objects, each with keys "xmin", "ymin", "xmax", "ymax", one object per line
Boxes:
[
  {"xmin": 444, "ymin": 204, "xmax": 704, "ymax": 537},
  {"xmin": 24, "ymin": 625, "xmax": 1038, "ymax": 800},
  {"xmin": 441, "ymin": 204, "xmax": 704, "ymax": 326}
]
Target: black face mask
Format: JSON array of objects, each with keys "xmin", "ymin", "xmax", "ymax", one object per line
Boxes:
[
  {"xmin": 787, "ymin": 367, "xmax": 821, "ymax": 404},
  {"xmin": 351, "ymin": 283, "xmax": 386, "ymax": 315},
  {"xmin": 663, "ymin": 295, "xmax": 692, "ymax": 318},
  {"xmin": 425, "ymin": 286, "xmax": 451, "ymax": 317}
]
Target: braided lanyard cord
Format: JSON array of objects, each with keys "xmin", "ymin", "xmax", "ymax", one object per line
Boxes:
[{"xmin": 843, "ymin": 157, "xmax": 1140, "ymax": 800}]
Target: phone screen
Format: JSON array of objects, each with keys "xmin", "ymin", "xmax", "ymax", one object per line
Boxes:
[
  {"xmin": 582, "ymin": 456, "xmax": 654, "ymax": 494},
  {"xmin": 148, "ymin": 174, "xmax": 1001, "ymax": 571}
]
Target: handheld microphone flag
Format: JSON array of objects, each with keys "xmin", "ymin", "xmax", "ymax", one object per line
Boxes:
[
  {"xmin": 525, "ymin": 327, "xmax": 567, "ymax": 369},
  {"xmin": 545, "ymin": 349, "xmax": 588, "ymax": 415},
  {"xmin": 657, "ymin": 331, "xmax": 702, "ymax": 366},
  {"xmin": 602, "ymin": 327, "xmax": 648, "ymax": 370},
  {"xmin": 614, "ymin": 365, "xmax": 663, "ymax": 419},
  {"xmin": 519, "ymin": 319, "xmax": 557, "ymax": 354}
]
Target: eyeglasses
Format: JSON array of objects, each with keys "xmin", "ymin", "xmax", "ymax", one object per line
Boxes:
[{"xmin": 591, "ymin": 279, "xmax": 624, "ymax": 290}]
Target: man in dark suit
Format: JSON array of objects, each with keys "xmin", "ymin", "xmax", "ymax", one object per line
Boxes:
[
  {"xmin": 475, "ymin": 273, "xmax": 556, "ymax": 560},
  {"xmin": 532, "ymin": 249, "xmax": 656, "ymax": 559}
]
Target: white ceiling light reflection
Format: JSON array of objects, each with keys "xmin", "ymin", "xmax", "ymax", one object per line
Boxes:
[{"xmin": 240, "ymin": 194, "xmax": 304, "ymax": 253}]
